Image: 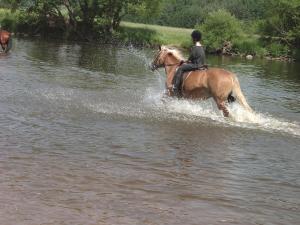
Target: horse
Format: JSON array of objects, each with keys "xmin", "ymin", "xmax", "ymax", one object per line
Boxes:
[
  {"xmin": 0, "ymin": 30, "xmax": 12, "ymax": 53},
  {"xmin": 150, "ymin": 45, "xmax": 252, "ymax": 117}
]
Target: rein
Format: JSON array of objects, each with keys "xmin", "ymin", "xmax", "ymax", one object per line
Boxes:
[
  {"xmin": 152, "ymin": 62, "xmax": 180, "ymax": 71},
  {"xmin": 165, "ymin": 63, "xmax": 181, "ymax": 67}
]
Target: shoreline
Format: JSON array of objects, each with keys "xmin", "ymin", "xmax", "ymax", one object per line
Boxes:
[{"xmin": 12, "ymin": 32, "xmax": 295, "ymax": 63}]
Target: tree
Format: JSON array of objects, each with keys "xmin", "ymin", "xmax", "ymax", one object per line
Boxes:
[
  {"xmin": 1, "ymin": 0, "xmax": 162, "ymax": 40},
  {"xmin": 125, "ymin": 0, "xmax": 269, "ymax": 28},
  {"xmin": 260, "ymin": 0, "xmax": 300, "ymax": 46},
  {"xmin": 196, "ymin": 9, "xmax": 243, "ymax": 52}
]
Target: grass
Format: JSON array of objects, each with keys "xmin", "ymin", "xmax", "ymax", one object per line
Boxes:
[{"xmin": 120, "ymin": 21, "xmax": 193, "ymax": 48}]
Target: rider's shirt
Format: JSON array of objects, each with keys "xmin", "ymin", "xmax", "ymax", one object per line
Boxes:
[{"xmin": 188, "ymin": 45, "xmax": 206, "ymax": 68}]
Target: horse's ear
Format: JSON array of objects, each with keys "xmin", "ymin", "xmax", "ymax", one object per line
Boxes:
[{"xmin": 159, "ymin": 45, "xmax": 161, "ymax": 51}]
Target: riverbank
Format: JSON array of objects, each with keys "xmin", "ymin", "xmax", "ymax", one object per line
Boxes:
[
  {"xmin": 119, "ymin": 22, "xmax": 193, "ymax": 48},
  {"xmin": 119, "ymin": 22, "xmax": 295, "ymax": 61},
  {"xmin": 0, "ymin": 8, "xmax": 296, "ymax": 61}
]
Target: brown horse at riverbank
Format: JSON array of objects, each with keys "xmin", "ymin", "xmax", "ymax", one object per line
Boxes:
[
  {"xmin": 151, "ymin": 46, "xmax": 252, "ymax": 117},
  {"xmin": 0, "ymin": 30, "xmax": 12, "ymax": 53}
]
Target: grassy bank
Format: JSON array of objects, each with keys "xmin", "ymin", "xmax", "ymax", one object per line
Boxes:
[
  {"xmin": 120, "ymin": 22, "xmax": 295, "ymax": 61},
  {"xmin": 0, "ymin": 7, "xmax": 296, "ymax": 61},
  {"xmin": 119, "ymin": 22, "xmax": 193, "ymax": 48}
]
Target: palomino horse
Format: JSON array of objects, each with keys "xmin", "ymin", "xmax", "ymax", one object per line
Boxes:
[
  {"xmin": 0, "ymin": 30, "xmax": 12, "ymax": 53},
  {"xmin": 151, "ymin": 46, "xmax": 252, "ymax": 117}
]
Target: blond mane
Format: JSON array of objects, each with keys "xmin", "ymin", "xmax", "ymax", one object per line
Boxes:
[{"xmin": 164, "ymin": 46, "xmax": 185, "ymax": 61}]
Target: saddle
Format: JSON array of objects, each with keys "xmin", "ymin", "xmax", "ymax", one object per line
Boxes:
[
  {"xmin": 181, "ymin": 64, "xmax": 208, "ymax": 83},
  {"xmin": 174, "ymin": 65, "xmax": 208, "ymax": 97},
  {"xmin": 198, "ymin": 64, "xmax": 208, "ymax": 70}
]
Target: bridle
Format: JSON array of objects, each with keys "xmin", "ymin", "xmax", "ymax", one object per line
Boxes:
[{"xmin": 151, "ymin": 50, "xmax": 181, "ymax": 71}]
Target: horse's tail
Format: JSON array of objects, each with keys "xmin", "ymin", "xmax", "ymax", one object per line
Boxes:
[
  {"xmin": 232, "ymin": 75, "xmax": 253, "ymax": 112},
  {"xmin": 4, "ymin": 34, "xmax": 12, "ymax": 53}
]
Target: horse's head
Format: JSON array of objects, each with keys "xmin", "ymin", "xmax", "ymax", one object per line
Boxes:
[{"xmin": 150, "ymin": 45, "xmax": 183, "ymax": 71}]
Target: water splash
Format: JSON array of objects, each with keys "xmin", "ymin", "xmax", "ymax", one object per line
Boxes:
[
  {"xmin": 126, "ymin": 46, "xmax": 300, "ymax": 137},
  {"xmin": 145, "ymin": 87, "xmax": 300, "ymax": 136},
  {"xmin": 76, "ymin": 85, "xmax": 300, "ymax": 137},
  {"xmin": 35, "ymin": 45, "xmax": 300, "ymax": 138},
  {"xmin": 227, "ymin": 104, "xmax": 300, "ymax": 135},
  {"xmin": 37, "ymin": 77, "xmax": 300, "ymax": 137}
]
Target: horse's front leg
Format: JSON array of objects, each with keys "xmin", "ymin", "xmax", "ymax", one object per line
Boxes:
[
  {"xmin": 164, "ymin": 82, "xmax": 174, "ymax": 97},
  {"xmin": 162, "ymin": 88, "xmax": 172, "ymax": 99}
]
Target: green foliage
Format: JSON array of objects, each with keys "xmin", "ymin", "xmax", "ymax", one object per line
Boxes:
[
  {"xmin": 221, "ymin": 0, "xmax": 267, "ymax": 20},
  {"xmin": 266, "ymin": 42, "xmax": 290, "ymax": 57},
  {"xmin": 259, "ymin": 0, "xmax": 300, "ymax": 46},
  {"xmin": 233, "ymin": 38, "xmax": 257, "ymax": 55},
  {"xmin": 292, "ymin": 48, "xmax": 300, "ymax": 61},
  {"xmin": 255, "ymin": 47, "xmax": 269, "ymax": 58},
  {"xmin": 0, "ymin": 8, "xmax": 46, "ymax": 33},
  {"xmin": 241, "ymin": 20, "xmax": 261, "ymax": 34},
  {"xmin": 15, "ymin": 11, "xmax": 40, "ymax": 33},
  {"xmin": 1, "ymin": 0, "xmax": 299, "ymax": 60},
  {"xmin": 0, "ymin": 8, "xmax": 15, "ymax": 29},
  {"xmin": 0, "ymin": 0, "xmax": 162, "ymax": 39},
  {"xmin": 126, "ymin": 0, "xmax": 268, "ymax": 28},
  {"xmin": 196, "ymin": 9, "xmax": 243, "ymax": 52},
  {"xmin": 126, "ymin": 0, "xmax": 162, "ymax": 22},
  {"xmin": 233, "ymin": 37, "xmax": 267, "ymax": 57},
  {"xmin": 156, "ymin": 3, "xmax": 204, "ymax": 28}
]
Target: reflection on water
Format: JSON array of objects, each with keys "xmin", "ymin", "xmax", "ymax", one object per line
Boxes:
[{"xmin": 0, "ymin": 38, "xmax": 299, "ymax": 225}]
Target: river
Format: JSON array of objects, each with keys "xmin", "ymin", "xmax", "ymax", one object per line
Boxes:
[{"xmin": 0, "ymin": 38, "xmax": 299, "ymax": 225}]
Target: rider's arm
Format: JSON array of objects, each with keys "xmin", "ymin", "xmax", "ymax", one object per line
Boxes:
[{"xmin": 187, "ymin": 47, "xmax": 196, "ymax": 63}]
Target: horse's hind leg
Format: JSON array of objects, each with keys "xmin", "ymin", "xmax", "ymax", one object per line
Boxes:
[
  {"xmin": 227, "ymin": 91, "xmax": 236, "ymax": 103},
  {"xmin": 215, "ymin": 98, "xmax": 229, "ymax": 117}
]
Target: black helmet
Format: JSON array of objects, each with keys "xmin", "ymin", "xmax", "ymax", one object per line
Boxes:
[{"xmin": 191, "ymin": 30, "xmax": 202, "ymax": 42}]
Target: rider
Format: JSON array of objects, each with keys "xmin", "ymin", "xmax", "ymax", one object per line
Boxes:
[{"xmin": 172, "ymin": 30, "xmax": 206, "ymax": 97}]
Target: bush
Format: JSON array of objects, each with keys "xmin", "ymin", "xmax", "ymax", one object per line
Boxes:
[
  {"xmin": 233, "ymin": 37, "xmax": 267, "ymax": 57},
  {"xmin": 258, "ymin": 0, "xmax": 300, "ymax": 47},
  {"xmin": 0, "ymin": 8, "xmax": 16, "ymax": 30},
  {"xmin": 241, "ymin": 20, "xmax": 261, "ymax": 34},
  {"xmin": 255, "ymin": 47, "xmax": 269, "ymax": 58},
  {"xmin": 15, "ymin": 11, "xmax": 40, "ymax": 33},
  {"xmin": 266, "ymin": 42, "xmax": 289, "ymax": 57},
  {"xmin": 292, "ymin": 48, "xmax": 300, "ymax": 61},
  {"xmin": 0, "ymin": 9, "xmax": 39, "ymax": 33},
  {"xmin": 0, "ymin": 8, "xmax": 9, "ymax": 21},
  {"xmin": 196, "ymin": 9, "xmax": 243, "ymax": 52}
]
